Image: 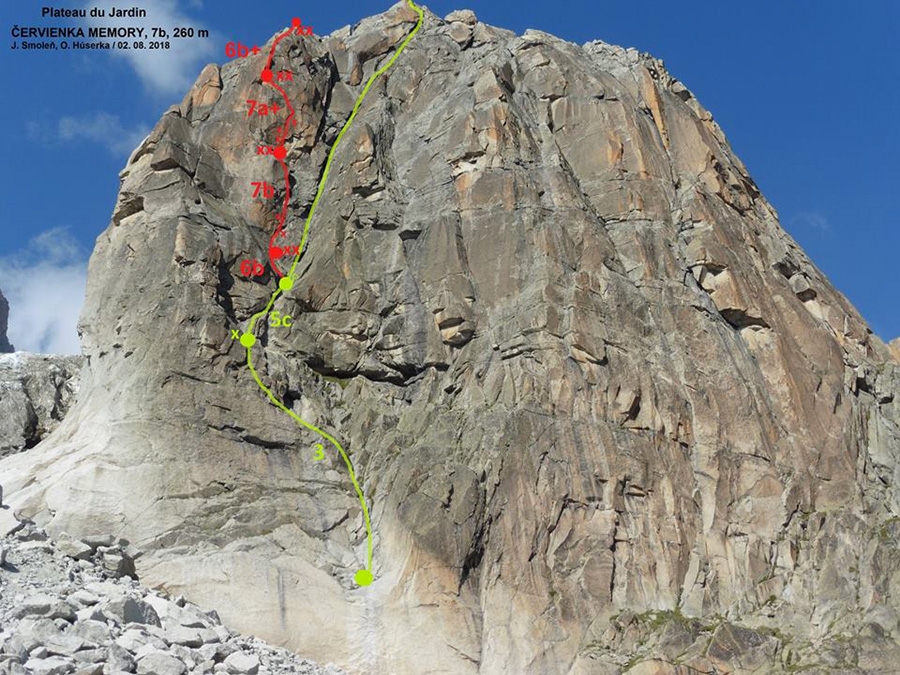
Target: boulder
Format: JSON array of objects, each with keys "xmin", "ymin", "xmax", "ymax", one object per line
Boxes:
[
  {"xmin": 136, "ymin": 651, "xmax": 186, "ymax": 675},
  {"xmin": 70, "ymin": 620, "xmax": 112, "ymax": 645},
  {"xmin": 222, "ymin": 652, "xmax": 259, "ymax": 675},
  {"xmin": 102, "ymin": 598, "xmax": 160, "ymax": 627},
  {"xmin": 103, "ymin": 644, "xmax": 135, "ymax": 674},
  {"xmin": 23, "ymin": 657, "xmax": 74, "ymax": 675},
  {"xmin": 0, "ymin": 507, "xmax": 22, "ymax": 538},
  {"xmin": 56, "ymin": 534, "xmax": 93, "ymax": 561},
  {"xmin": 163, "ymin": 626, "xmax": 203, "ymax": 648}
]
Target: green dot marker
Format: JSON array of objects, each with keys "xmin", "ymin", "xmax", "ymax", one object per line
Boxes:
[{"xmin": 238, "ymin": 0, "xmax": 424, "ymax": 588}]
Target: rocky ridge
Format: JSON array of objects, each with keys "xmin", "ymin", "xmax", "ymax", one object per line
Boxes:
[
  {"xmin": 0, "ymin": 4, "xmax": 899, "ymax": 675},
  {"xmin": 0, "ymin": 515, "xmax": 345, "ymax": 675},
  {"xmin": 0, "ymin": 290, "xmax": 13, "ymax": 354},
  {"xmin": 0, "ymin": 353, "xmax": 82, "ymax": 459}
]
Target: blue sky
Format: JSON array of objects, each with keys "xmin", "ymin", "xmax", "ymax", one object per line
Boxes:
[{"xmin": 0, "ymin": 0, "xmax": 897, "ymax": 353}]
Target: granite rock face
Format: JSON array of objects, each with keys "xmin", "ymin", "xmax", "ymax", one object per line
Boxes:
[
  {"xmin": 0, "ymin": 289, "xmax": 13, "ymax": 353},
  {"xmin": 1, "ymin": 4, "xmax": 899, "ymax": 674}
]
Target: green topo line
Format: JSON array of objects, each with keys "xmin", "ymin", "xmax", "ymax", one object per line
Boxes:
[
  {"xmin": 288, "ymin": 0, "xmax": 425, "ymax": 281},
  {"xmin": 241, "ymin": 0, "xmax": 424, "ymax": 588}
]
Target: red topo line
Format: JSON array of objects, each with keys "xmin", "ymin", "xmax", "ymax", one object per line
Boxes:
[
  {"xmin": 260, "ymin": 22, "xmax": 305, "ymax": 277},
  {"xmin": 269, "ymin": 81, "xmax": 296, "ymax": 145},
  {"xmin": 267, "ymin": 158, "xmax": 292, "ymax": 268},
  {"xmin": 265, "ymin": 25, "xmax": 293, "ymax": 71}
]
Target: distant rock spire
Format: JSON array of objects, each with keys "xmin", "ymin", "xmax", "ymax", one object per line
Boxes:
[
  {"xmin": 890, "ymin": 337, "xmax": 900, "ymax": 362},
  {"xmin": 0, "ymin": 288, "xmax": 14, "ymax": 353}
]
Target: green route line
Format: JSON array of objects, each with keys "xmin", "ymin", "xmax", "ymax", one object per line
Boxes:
[
  {"xmin": 240, "ymin": 0, "xmax": 424, "ymax": 589},
  {"xmin": 288, "ymin": 0, "xmax": 425, "ymax": 282}
]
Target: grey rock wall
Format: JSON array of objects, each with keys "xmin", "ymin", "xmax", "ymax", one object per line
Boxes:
[
  {"xmin": 0, "ymin": 290, "xmax": 13, "ymax": 353},
  {"xmin": 0, "ymin": 353, "xmax": 82, "ymax": 459}
]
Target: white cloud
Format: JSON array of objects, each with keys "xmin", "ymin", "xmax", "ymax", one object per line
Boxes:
[
  {"xmin": 58, "ymin": 112, "xmax": 150, "ymax": 155},
  {"xmin": 84, "ymin": 0, "xmax": 217, "ymax": 96},
  {"xmin": 25, "ymin": 113, "xmax": 150, "ymax": 156},
  {"xmin": 790, "ymin": 211, "xmax": 830, "ymax": 233},
  {"xmin": 0, "ymin": 229, "xmax": 88, "ymax": 355}
]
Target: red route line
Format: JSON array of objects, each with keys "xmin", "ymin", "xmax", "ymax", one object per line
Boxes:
[{"xmin": 261, "ymin": 19, "xmax": 305, "ymax": 278}]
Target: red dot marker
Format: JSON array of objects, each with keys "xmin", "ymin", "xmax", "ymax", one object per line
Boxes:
[
  {"xmin": 292, "ymin": 18, "xmax": 302, "ymax": 28},
  {"xmin": 270, "ymin": 246, "xmax": 284, "ymax": 260},
  {"xmin": 273, "ymin": 146, "xmax": 287, "ymax": 161},
  {"xmin": 261, "ymin": 69, "xmax": 273, "ymax": 83}
]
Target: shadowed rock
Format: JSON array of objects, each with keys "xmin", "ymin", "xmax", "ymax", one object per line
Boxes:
[
  {"xmin": 0, "ymin": 353, "xmax": 82, "ymax": 458},
  {"xmin": 0, "ymin": 288, "xmax": 13, "ymax": 353}
]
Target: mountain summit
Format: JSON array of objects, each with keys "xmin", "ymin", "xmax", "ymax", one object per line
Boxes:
[{"xmin": 2, "ymin": 4, "xmax": 899, "ymax": 673}]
